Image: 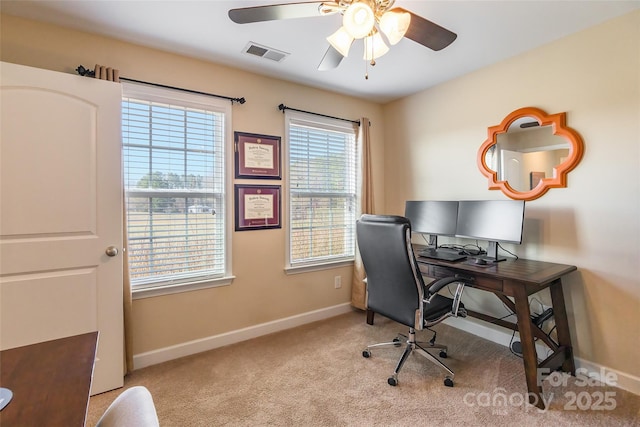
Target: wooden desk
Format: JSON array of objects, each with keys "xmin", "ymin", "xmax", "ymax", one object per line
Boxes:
[
  {"xmin": 366, "ymin": 255, "xmax": 577, "ymax": 410},
  {"xmin": 0, "ymin": 332, "xmax": 98, "ymax": 426}
]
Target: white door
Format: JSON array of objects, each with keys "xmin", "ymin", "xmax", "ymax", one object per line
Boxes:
[{"xmin": 0, "ymin": 62, "xmax": 124, "ymax": 394}]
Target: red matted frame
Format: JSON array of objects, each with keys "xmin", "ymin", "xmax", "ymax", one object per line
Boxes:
[
  {"xmin": 234, "ymin": 131, "xmax": 281, "ymax": 179},
  {"xmin": 234, "ymin": 184, "xmax": 281, "ymax": 231}
]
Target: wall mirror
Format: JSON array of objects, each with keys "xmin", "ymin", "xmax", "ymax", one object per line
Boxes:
[{"xmin": 477, "ymin": 107, "xmax": 584, "ymax": 201}]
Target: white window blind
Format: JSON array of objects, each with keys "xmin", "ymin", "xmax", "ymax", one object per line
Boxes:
[
  {"xmin": 287, "ymin": 112, "xmax": 358, "ymax": 268},
  {"xmin": 122, "ymin": 83, "xmax": 230, "ymax": 289}
]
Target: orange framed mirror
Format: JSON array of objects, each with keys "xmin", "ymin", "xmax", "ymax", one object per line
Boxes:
[{"xmin": 477, "ymin": 107, "xmax": 584, "ymax": 201}]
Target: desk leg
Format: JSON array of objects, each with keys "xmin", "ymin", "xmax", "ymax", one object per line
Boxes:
[
  {"xmin": 549, "ymin": 279, "xmax": 575, "ymax": 374},
  {"xmin": 366, "ymin": 309, "xmax": 375, "ymax": 325},
  {"xmin": 513, "ymin": 283, "xmax": 545, "ymax": 409}
]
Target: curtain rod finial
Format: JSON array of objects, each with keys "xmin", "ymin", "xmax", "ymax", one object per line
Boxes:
[{"xmin": 76, "ymin": 65, "xmax": 94, "ymax": 77}]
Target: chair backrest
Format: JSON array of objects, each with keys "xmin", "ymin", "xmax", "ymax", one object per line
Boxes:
[{"xmin": 356, "ymin": 214, "xmax": 425, "ymax": 327}]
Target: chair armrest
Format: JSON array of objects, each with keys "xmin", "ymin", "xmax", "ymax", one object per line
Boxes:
[
  {"xmin": 425, "ymin": 275, "xmax": 473, "ymax": 313},
  {"xmin": 451, "ymin": 282, "xmax": 466, "ymax": 317},
  {"xmin": 426, "ymin": 276, "xmax": 461, "ymax": 296}
]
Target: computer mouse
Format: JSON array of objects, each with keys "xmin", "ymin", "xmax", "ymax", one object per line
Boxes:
[{"xmin": 474, "ymin": 258, "xmax": 488, "ymax": 265}]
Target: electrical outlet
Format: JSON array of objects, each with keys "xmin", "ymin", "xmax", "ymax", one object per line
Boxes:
[{"xmin": 334, "ymin": 276, "xmax": 342, "ymax": 289}]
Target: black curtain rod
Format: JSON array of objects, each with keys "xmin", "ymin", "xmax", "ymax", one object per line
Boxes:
[
  {"xmin": 278, "ymin": 104, "xmax": 360, "ymax": 126},
  {"xmin": 75, "ymin": 65, "xmax": 246, "ymax": 104},
  {"xmin": 120, "ymin": 77, "xmax": 246, "ymax": 105}
]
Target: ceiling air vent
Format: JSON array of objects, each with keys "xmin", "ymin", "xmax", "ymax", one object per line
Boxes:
[{"xmin": 243, "ymin": 42, "xmax": 289, "ymax": 62}]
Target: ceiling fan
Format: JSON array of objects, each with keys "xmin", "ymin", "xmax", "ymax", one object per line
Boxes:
[{"xmin": 228, "ymin": 0, "xmax": 457, "ymax": 75}]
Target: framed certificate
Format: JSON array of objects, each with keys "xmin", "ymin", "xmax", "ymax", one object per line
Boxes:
[
  {"xmin": 234, "ymin": 131, "xmax": 281, "ymax": 179},
  {"xmin": 235, "ymin": 184, "xmax": 281, "ymax": 231}
]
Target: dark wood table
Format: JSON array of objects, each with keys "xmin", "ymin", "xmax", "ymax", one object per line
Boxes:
[
  {"xmin": 0, "ymin": 332, "xmax": 98, "ymax": 426},
  {"xmin": 367, "ymin": 254, "xmax": 577, "ymax": 410}
]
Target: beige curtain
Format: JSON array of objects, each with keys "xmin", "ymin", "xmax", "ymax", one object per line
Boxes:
[
  {"xmin": 122, "ymin": 199, "xmax": 134, "ymax": 374},
  {"xmin": 351, "ymin": 117, "xmax": 374, "ymax": 310},
  {"xmin": 94, "ymin": 64, "xmax": 120, "ymax": 82},
  {"xmin": 115, "ymin": 72, "xmax": 134, "ymax": 374},
  {"xmin": 113, "ymin": 67, "xmax": 133, "ymax": 373},
  {"xmin": 96, "ymin": 62, "xmax": 132, "ymax": 373},
  {"xmin": 88, "ymin": 63, "xmax": 131, "ymax": 373}
]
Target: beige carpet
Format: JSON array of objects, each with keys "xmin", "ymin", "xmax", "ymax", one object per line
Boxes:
[{"xmin": 87, "ymin": 310, "xmax": 639, "ymax": 426}]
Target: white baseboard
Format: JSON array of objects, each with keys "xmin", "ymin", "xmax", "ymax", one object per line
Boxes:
[
  {"xmin": 133, "ymin": 303, "xmax": 353, "ymax": 370},
  {"xmin": 444, "ymin": 316, "xmax": 640, "ymax": 396},
  {"xmin": 134, "ymin": 305, "xmax": 639, "ymax": 396},
  {"xmin": 573, "ymin": 356, "xmax": 640, "ymax": 396}
]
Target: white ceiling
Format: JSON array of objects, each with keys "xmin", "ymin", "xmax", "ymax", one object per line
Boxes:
[{"xmin": 2, "ymin": 0, "xmax": 639, "ymax": 103}]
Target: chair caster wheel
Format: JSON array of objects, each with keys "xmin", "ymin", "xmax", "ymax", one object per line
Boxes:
[
  {"xmin": 393, "ymin": 337, "xmax": 402, "ymax": 347},
  {"xmin": 362, "ymin": 349, "xmax": 371, "ymax": 358},
  {"xmin": 444, "ymin": 377, "xmax": 454, "ymax": 387},
  {"xmin": 388, "ymin": 376, "xmax": 398, "ymax": 386},
  {"xmin": 439, "ymin": 350, "xmax": 447, "ymax": 358}
]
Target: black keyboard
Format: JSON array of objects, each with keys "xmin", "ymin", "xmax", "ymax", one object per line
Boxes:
[{"xmin": 418, "ymin": 249, "xmax": 467, "ymax": 262}]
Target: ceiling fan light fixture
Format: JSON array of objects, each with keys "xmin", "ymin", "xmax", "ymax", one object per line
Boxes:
[
  {"xmin": 343, "ymin": 2, "xmax": 375, "ymax": 39},
  {"xmin": 379, "ymin": 10, "xmax": 411, "ymax": 45},
  {"xmin": 363, "ymin": 31, "xmax": 389, "ymax": 61},
  {"xmin": 327, "ymin": 27, "xmax": 354, "ymax": 57},
  {"xmin": 229, "ymin": 1, "xmax": 458, "ymax": 75}
]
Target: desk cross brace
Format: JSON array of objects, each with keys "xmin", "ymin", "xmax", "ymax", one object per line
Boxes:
[{"xmin": 464, "ymin": 293, "xmax": 559, "ymax": 351}]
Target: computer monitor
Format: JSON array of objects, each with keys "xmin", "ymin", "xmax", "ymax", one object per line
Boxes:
[
  {"xmin": 404, "ymin": 201, "xmax": 459, "ymax": 248},
  {"xmin": 455, "ymin": 200, "xmax": 525, "ymax": 262}
]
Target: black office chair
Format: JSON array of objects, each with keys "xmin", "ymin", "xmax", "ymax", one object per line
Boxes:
[{"xmin": 356, "ymin": 214, "xmax": 471, "ymax": 387}]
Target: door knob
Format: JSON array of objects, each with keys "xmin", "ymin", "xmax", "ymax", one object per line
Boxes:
[{"xmin": 105, "ymin": 246, "xmax": 119, "ymax": 257}]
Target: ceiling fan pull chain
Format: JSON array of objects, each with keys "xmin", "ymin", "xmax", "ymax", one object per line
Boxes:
[
  {"xmin": 370, "ymin": 35, "xmax": 376, "ymax": 67},
  {"xmin": 365, "ymin": 35, "xmax": 378, "ymax": 80}
]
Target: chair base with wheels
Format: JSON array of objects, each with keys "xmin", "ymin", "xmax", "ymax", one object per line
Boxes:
[{"xmin": 362, "ymin": 326, "xmax": 455, "ymax": 387}]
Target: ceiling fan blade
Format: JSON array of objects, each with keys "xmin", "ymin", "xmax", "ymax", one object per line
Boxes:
[
  {"xmin": 393, "ymin": 7, "xmax": 457, "ymax": 51},
  {"xmin": 317, "ymin": 45, "xmax": 344, "ymax": 71},
  {"xmin": 229, "ymin": 2, "xmax": 326, "ymax": 24}
]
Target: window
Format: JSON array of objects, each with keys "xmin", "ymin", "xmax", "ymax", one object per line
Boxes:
[
  {"xmin": 122, "ymin": 83, "xmax": 232, "ymax": 295},
  {"xmin": 285, "ymin": 111, "xmax": 359, "ymax": 270}
]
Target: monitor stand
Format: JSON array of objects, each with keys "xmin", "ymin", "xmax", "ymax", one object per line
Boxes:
[
  {"xmin": 476, "ymin": 241, "xmax": 506, "ymax": 263},
  {"xmin": 426, "ymin": 235, "xmax": 451, "ymax": 253},
  {"xmin": 418, "ymin": 235, "xmax": 439, "ymax": 256}
]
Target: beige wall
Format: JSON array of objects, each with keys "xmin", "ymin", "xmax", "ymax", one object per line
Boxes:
[
  {"xmin": 2, "ymin": 9, "xmax": 639, "ymax": 386},
  {"xmin": 0, "ymin": 14, "xmax": 385, "ymax": 354},
  {"xmin": 383, "ymin": 11, "xmax": 640, "ymax": 380}
]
